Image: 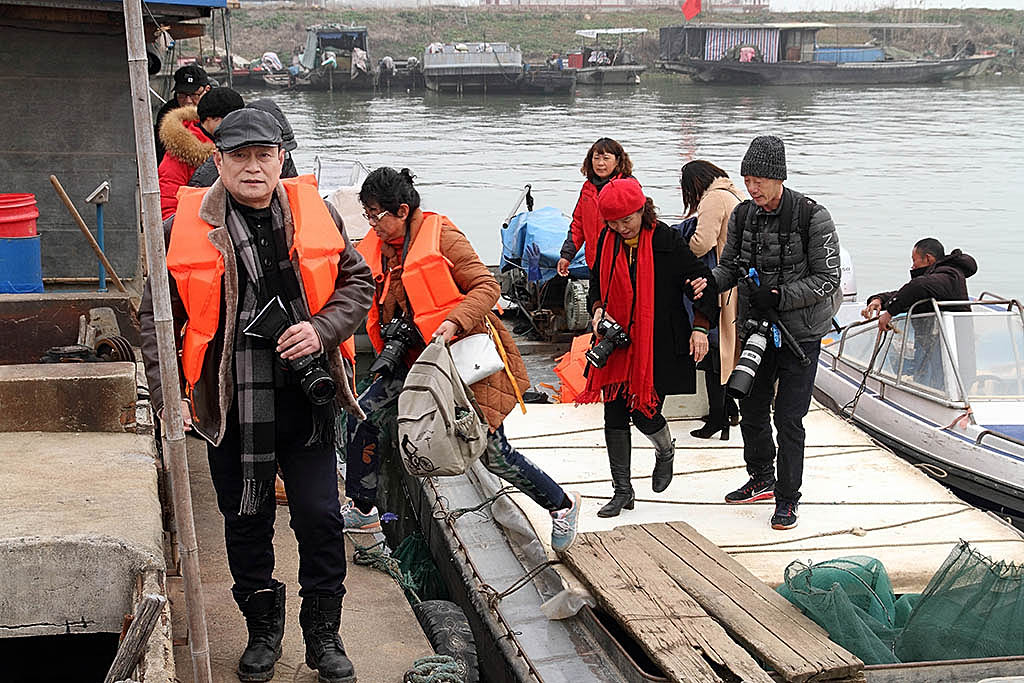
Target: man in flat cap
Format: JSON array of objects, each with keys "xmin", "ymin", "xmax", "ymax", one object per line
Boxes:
[
  {"xmin": 140, "ymin": 108, "xmax": 373, "ymax": 682},
  {"xmin": 711, "ymin": 135, "xmax": 841, "ymax": 531},
  {"xmin": 155, "ymin": 64, "xmax": 212, "ymax": 163}
]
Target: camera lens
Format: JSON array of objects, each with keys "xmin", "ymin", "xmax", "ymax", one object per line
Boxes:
[
  {"xmin": 726, "ymin": 331, "xmax": 767, "ymax": 399},
  {"xmin": 304, "ymin": 374, "xmax": 337, "ymax": 405}
]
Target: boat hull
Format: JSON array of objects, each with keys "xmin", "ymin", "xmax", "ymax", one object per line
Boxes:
[
  {"xmin": 659, "ymin": 55, "xmax": 993, "ymax": 85},
  {"xmin": 423, "ymin": 66, "xmax": 575, "ymax": 94},
  {"xmin": 575, "ymin": 65, "xmax": 645, "ymax": 85},
  {"xmin": 814, "ymin": 356, "xmax": 1024, "ymax": 519}
]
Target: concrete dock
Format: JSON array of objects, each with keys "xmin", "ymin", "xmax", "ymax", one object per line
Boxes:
[{"xmin": 171, "ymin": 436, "xmax": 433, "ymax": 682}]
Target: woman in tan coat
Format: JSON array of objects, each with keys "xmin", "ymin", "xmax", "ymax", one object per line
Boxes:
[
  {"xmin": 680, "ymin": 160, "xmax": 743, "ymax": 439},
  {"xmin": 343, "ymin": 167, "xmax": 580, "ymax": 552}
]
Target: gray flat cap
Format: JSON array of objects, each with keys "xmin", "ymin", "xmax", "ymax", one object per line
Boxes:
[{"xmin": 214, "ymin": 108, "xmax": 282, "ymax": 153}]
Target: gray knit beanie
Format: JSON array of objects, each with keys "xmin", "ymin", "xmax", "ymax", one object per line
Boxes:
[{"xmin": 740, "ymin": 135, "xmax": 787, "ymax": 180}]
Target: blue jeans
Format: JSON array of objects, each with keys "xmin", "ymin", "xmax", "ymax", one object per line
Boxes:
[
  {"xmin": 346, "ymin": 374, "xmax": 566, "ymax": 512},
  {"xmin": 739, "ymin": 340, "xmax": 821, "ymax": 505}
]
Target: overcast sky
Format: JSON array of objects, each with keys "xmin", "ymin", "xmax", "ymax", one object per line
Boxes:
[{"xmin": 769, "ymin": 0, "xmax": 1022, "ymax": 9}]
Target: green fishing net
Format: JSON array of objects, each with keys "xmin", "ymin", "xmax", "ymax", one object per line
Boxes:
[{"xmin": 777, "ymin": 542, "xmax": 1024, "ymax": 665}]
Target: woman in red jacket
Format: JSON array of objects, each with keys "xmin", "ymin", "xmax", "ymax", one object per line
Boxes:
[{"xmin": 556, "ymin": 137, "xmax": 632, "ymax": 276}]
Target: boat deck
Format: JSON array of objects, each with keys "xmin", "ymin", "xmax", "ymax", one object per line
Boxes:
[{"xmin": 502, "ymin": 397, "xmax": 1024, "ymax": 595}]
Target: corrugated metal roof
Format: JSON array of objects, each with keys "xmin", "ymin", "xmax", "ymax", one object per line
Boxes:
[
  {"xmin": 575, "ymin": 28, "xmax": 648, "ymax": 39},
  {"xmin": 96, "ymin": 0, "xmax": 227, "ymax": 7}
]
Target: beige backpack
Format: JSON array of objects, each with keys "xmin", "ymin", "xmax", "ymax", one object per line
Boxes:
[{"xmin": 397, "ymin": 338, "xmax": 489, "ymax": 477}]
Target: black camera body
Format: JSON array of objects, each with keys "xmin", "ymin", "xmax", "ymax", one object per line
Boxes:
[
  {"xmin": 243, "ymin": 296, "xmax": 337, "ymax": 406},
  {"xmin": 585, "ymin": 318, "xmax": 631, "ymax": 368},
  {"xmin": 369, "ymin": 312, "xmax": 422, "ymax": 377}
]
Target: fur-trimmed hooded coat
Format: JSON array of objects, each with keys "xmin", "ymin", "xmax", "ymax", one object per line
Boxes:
[
  {"xmin": 139, "ymin": 178, "xmax": 375, "ymax": 446},
  {"xmin": 158, "ymin": 105, "xmax": 216, "ymax": 220},
  {"xmin": 375, "ymin": 208, "xmax": 530, "ymax": 430}
]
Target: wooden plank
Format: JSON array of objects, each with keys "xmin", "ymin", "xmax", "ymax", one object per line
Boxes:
[
  {"xmin": 638, "ymin": 523, "xmax": 862, "ymax": 682},
  {"xmin": 563, "ymin": 528, "xmax": 775, "ymax": 683}
]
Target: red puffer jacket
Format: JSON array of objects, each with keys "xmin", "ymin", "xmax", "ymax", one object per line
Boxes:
[{"xmin": 158, "ymin": 106, "xmax": 215, "ymax": 219}]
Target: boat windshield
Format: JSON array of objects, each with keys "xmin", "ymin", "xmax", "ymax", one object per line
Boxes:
[
  {"xmin": 947, "ymin": 309, "xmax": 1024, "ymax": 400},
  {"xmin": 836, "ymin": 300, "xmax": 1024, "ymax": 401}
]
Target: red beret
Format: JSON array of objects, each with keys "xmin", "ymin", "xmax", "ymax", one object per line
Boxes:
[{"xmin": 597, "ymin": 177, "xmax": 645, "ymax": 222}]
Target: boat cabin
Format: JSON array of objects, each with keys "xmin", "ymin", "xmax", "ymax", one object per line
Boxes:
[
  {"xmin": 660, "ymin": 23, "xmax": 828, "ymax": 64},
  {"xmin": 570, "ymin": 28, "xmax": 646, "ymax": 69},
  {"xmin": 299, "ymin": 24, "xmax": 370, "ymax": 75},
  {"xmin": 827, "ymin": 297, "xmax": 1024, "ymax": 409}
]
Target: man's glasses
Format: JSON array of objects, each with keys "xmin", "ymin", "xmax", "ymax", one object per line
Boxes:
[{"xmin": 362, "ymin": 209, "xmax": 389, "ymax": 224}]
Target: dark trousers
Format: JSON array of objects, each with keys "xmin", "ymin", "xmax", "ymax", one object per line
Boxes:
[
  {"xmin": 347, "ymin": 374, "xmax": 567, "ymax": 512},
  {"xmin": 208, "ymin": 384, "xmax": 347, "ymax": 601},
  {"xmin": 739, "ymin": 340, "xmax": 821, "ymax": 504},
  {"xmin": 603, "ymin": 394, "xmax": 666, "ymax": 434}
]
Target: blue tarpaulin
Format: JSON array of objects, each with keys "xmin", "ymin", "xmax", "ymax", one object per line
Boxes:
[{"xmin": 500, "ymin": 206, "xmax": 588, "ymax": 284}]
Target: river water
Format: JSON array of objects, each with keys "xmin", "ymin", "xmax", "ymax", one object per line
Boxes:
[{"xmin": 243, "ymin": 75, "xmax": 1024, "ymax": 300}]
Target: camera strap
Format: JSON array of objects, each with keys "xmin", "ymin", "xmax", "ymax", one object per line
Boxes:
[{"xmin": 602, "ymin": 234, "xmax": 639, "ymax": 338}]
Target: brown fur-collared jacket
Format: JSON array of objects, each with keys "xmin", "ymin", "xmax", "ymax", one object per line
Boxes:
[
  {"xmin": 139, "ymin": 179, "xmax": 375, "ymax": 446},
  {"xmin": 377, "ymin": 208, "xmax": 529, "ymax": 430},
  {"xmin": 158, "ymin": 105, "xmax": 216, "ymax": 220}
]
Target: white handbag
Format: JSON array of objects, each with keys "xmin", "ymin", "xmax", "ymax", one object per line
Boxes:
[{"xmin": 449, "ymin": 328, "xmax": 504, "ymax": 385}]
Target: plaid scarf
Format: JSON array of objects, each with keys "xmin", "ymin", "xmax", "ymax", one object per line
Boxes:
[{"xmin": 227, "ymin": 198, "xmax": 322, "ymax": 515}]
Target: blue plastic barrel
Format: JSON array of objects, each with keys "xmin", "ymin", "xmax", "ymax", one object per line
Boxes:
[{"xmin": 0, "ymin": 235, "xmax": 43, "ymax": 293}]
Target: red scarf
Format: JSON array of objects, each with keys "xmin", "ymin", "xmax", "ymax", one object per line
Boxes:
[{"xmin": 577, "ymin": 225, "xmax": 658, "ymax": 416}]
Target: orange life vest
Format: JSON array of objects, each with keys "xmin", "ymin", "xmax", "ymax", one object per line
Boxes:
[
  {"xmin": 167, "ymin": 174, "xmax": 355, "ymax": 397},
  {"xmin": 357, "ymin": 212, "xmax": 465, "ymax": 353}
]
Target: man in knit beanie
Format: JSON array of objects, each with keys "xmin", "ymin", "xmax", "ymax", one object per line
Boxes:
[{"xmin": 709, "ymin": 135, "xmax": 841, "ymax": 532}]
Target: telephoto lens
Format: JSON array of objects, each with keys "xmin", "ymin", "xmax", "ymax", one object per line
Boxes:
[{"xmin": 726, "ymin": 320, "xmax": 770, "ymax": 399}]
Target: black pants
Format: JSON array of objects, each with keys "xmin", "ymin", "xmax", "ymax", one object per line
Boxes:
[
  {"xmin": 603, "ymin": 394, "xmax": 666, "ymax": 434},
  {"xmin": 208, "ymin": 384, "xmax": 347, "ymax": 600},
  {"xmin": 739, "ymin": 340, "xmax": 821, "ymax": 505}
]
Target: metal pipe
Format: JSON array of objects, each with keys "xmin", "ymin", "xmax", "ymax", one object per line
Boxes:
[
  {"xmin": 97, "ymin": 203, "xmax": 106, "ymax": 292},
  {"xmin": 502, "ymin": 184, "xmax": 532, "ymax": 229},
  {"xmin": 121, "ymin": 1, "xmax": 212, "ymax": 681},
  {"xmin": 49, "ymin": 175, "xmax": 126, "ymax": 293}
]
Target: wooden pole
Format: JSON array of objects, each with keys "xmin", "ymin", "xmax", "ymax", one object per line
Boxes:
[
  {"xmin": 103, "ymin": 594, "xmax": 167, "ymax": 683},
  {"xmin": 48, "ymin": 175, "xmax": 127, "ymax": 293},
  {"xmin": 121, "ymin": 2, "xmax": 213, "ymax": 682}
]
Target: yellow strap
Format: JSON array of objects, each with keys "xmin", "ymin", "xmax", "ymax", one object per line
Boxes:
[{"xmin": 487, "ymin": 318, "xmax": 526, "ymax": 415}]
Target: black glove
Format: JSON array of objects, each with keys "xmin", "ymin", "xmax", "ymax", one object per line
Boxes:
[{"xmin": 750, "ymin": 285, "xmax": 780, "ymax": 312}]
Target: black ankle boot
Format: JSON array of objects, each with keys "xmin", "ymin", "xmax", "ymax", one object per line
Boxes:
[
  {"xmin": 300, "ymin": 595, "xmax": 356, "ymax": 683},
  {"xmin": 690, "ymin": 422, "xmax": 730, "ymax": 440},
  {"xmin": 647, "ymin": 425, "xmax": 675, "ymax": 493},
  {"xmin": 235, "ymin": 581, "xmax": 286, "ymax": 682},
  {"xmin": 598, "ymin": 428, "xmax": 634, "ymax": 518}
]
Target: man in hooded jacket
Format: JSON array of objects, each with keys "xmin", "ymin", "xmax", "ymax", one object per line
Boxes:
[{"xmin": 862, "ymin": 238, "xmax": 977, "ymax": 389}]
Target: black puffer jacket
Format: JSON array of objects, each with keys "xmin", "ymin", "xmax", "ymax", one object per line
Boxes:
[
  {"xmin": 870, "ymin": 249, "xmax": 977, "ymax": 315},
  {"xmin": 712, "ymin": 187, "xmax": 841, "ymax": 342}
]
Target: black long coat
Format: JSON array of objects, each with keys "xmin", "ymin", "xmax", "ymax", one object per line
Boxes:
[{"xmin": 588, "ymin": 221, "xmax": 719, "ymax": 397}]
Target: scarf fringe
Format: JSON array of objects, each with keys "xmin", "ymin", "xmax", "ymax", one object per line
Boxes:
[
  {"xmin": 239, "ymin": 478, "xmax": 271, "ymax": 516},
  {"xmin": 307, "ymin": 401, "xmax": 339, "ymax": 448}
]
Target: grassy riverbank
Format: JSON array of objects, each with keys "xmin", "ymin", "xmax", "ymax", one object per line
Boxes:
[{"xmin": 217, "ymin": 5, "xmax": 1023, "ymax": 72}]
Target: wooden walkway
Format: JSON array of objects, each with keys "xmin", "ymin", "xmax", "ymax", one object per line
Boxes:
[{"xmin": 563, "ymin": 522, "xmax": 864, "ymax": 683}]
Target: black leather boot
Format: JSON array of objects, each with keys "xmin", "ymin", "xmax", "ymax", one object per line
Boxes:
[
  {"xmin": 598, "ymin": 428, "xmax": 635, "ymax": 518},
  {"xmin": 300, "ymin": 595, "xmax": 357, "ymax": 683},
  {"xmin": 647, "ymin": 425, "xmax": 676, "ymax": 493},
  {"xmin": 234, "ymin": 581, "xmax": 286, "ymax": 682}
]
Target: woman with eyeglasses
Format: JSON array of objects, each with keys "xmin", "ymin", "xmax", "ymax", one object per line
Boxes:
[
  {"xmin": 556, "ymin": 137, "xmax": 633, "ymax": 277},
  {"xmin": 576, "ymin": 177, "xmax": 718, "ymax": 517},
  {"xmin": 342, "ymin": 167, "xmax": 581, "ymax": 553}
]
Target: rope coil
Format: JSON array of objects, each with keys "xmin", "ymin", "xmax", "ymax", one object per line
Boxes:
[{"xmin": 403, "ymin": 654, "xmax": 462, "ymax": 683}]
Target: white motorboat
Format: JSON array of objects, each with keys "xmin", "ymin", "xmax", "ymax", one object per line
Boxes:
[{"xmin": 814, "ymin": 294, "xmax": 1024, "ymax": 519}]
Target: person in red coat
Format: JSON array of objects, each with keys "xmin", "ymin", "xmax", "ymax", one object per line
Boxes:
[
  {"xmin": 158, "ymin": 87, "xmax": 244, "ymax": 219},
  {"xmin": 556, "ymin": 137, "xmax": 633, "ymax": 276}
]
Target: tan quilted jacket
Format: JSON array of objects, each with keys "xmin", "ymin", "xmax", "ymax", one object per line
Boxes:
[{"xmin": 378, "ymin": 209, "xmax": 529, "ymax": 430}]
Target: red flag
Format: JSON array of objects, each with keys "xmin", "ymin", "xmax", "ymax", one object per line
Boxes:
[{"xmin": 681, "ymin": 0, "xmax": 701, "ymax": 20}]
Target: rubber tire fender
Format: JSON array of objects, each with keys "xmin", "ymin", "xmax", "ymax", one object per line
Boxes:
[{"xmin": 411, "ymin": 599, "xmax": 479, "ymax": 683}]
